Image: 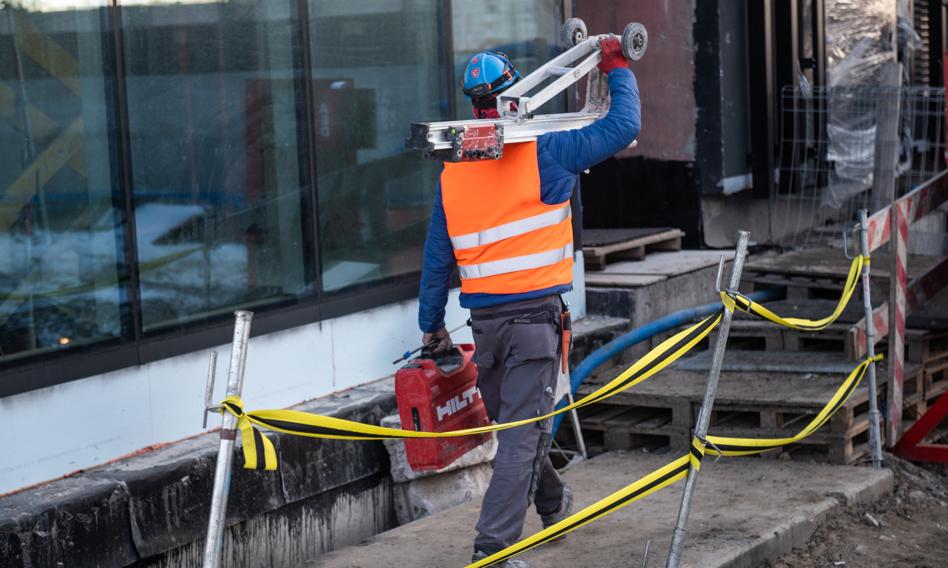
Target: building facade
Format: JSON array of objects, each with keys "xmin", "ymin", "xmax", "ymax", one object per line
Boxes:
[{"xmin": 0, "ymin": 0, "xmax": 571, "ymax": 494}]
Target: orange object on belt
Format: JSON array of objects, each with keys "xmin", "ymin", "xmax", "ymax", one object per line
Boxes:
[
  {"xmin": 440, "ymin": 141, "xmax": 574, "ymax": 295},
  {"xmin": 560, "ymin": 309, "xmax": 572, "ymax": 374}
]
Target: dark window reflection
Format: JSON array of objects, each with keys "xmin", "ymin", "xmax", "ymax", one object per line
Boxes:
[
  {"xmin": 0, "ymin": 0, "xmax": 567, "ymax": 372},
  {"xmin": 452, "ymin": 0, "xmax": 566, "ymax": 116},
  {"xmin": 0, "ymin": 2, "xmax": 124, "ymax": 361},
  {"xmin": 122, "ymin": 0, "xmax": 308, "ymax": 331},
  {"xmin": 308, "ymin": 1, "xmax": 447, "ymax": 292}
]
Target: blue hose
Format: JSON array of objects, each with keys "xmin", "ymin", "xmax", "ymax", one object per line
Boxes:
[{"xmin": 552, "ymin": 288, "xmax": 781, "ymax": 436}]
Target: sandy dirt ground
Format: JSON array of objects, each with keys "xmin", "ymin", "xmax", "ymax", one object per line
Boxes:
[{"xmin": 767, "ymin": 455, "xmax": 948, "ymax": 568}]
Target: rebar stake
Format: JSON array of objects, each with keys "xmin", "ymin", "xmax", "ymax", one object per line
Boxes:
[
  {"xmin": 202, "ymin": 311, "xmax": 253, "ymax": 568},
  {"xmin": 859, "ymin": 210, "xmax": 884, "ymax": 468},
  {"xmin": 665, "ymin": 231, "xmax": 750, "ymax": 568}
]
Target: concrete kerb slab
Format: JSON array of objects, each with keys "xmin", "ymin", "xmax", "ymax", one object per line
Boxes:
[
  {"xmin": 380, "ymin": 414, "xmax": 497, "ymax": 525},
  {"xmin": 381, "ymin": 414, "xmax": 497, "ymax": 484},
  {"xmin": 311, "ymin": 453, "xmax": 893, "ymax": 568}
]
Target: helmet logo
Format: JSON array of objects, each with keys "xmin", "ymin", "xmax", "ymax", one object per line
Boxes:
[
  {"xmin": 471, "ymin": 67, "xmax": 480, "ymax": 78},
  {"xmin": 471, "ymin": 56, "xmax": 479, "ymax": 64}
]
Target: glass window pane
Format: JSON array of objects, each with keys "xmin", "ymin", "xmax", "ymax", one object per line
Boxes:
[
  {"xmin": 308, "ymin": 0, "xmax": 448, "ymax": 293},
  {"xmin": 121, "ymin": 1, "xmax": 309, "ymax": 331},
  {"xmin": 452, "ymin": 0, "xmax": 565, "ymax": 115},
  {"xmin": 0, "ymin": 2, "xmax": 125, "ymax": 362}
]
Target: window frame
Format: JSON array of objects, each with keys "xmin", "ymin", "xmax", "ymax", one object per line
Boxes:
[{"xmin": 0, "ymin": 0, "xmax": 567, "ymax": 398}]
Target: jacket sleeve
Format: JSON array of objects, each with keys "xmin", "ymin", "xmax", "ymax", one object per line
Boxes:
[
  {"xmin": 418, "ymin": 182, "xmax": 455, "ymax": 333},
  {"xmin": 542, "ymin": 67, "xmax": 641, "ymax": 174}
]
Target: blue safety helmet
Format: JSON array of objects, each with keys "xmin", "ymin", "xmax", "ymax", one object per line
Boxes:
[{"xmin": 462, "ymin": 51, "xmax": 521, "ymax": 100}]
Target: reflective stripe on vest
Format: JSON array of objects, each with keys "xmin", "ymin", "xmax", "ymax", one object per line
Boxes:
[
  {"xmin": 449, "ymin": 205, "xmax": 571, "ymax": 250},
  {"xmin": 457, "ymin": 243, "xmax": 574, "ymax": 280}
]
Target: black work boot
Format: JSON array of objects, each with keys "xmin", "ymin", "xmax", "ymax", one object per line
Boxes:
[
  {"xmin": 540, "ymin": 483, "xmax": 573, "ymax": 532},
  {"xmin": 471, "ymin": 550, "xmax": 529, "ymax": 567}
]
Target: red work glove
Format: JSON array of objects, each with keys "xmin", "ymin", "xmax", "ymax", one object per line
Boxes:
[
  {"xmin": 422, "ymin": 327, "xmax": 453, "ymax": 354},
  {"xmin": 597, "ymin": 36, "xmax": 627, "ymax": 74}
]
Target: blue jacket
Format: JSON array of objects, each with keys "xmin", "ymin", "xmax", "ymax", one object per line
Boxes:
[{"xmin": 418, "ymin": 68, "xmax": 641, "ymax": 332}]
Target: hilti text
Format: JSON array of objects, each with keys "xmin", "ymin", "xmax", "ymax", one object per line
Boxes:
[{"xmin": 436, "ymin": 387, "xmax": 480, "ymax": 422}]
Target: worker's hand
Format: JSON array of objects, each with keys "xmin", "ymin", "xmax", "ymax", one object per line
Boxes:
[
  {"xmin": 597, "ymin": 36, "xmax": 627, "ymax": 74},
  {"xmin": 422, "ymin": 327, "xmax": 453, "ymax": 354}
]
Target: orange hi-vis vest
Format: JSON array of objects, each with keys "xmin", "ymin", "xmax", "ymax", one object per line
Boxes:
[{"xmin": 440, "ymin": 141, "xmax": 574, "ymax": 295}]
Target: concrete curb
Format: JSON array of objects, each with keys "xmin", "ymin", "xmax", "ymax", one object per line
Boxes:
[{"xmin": 714, "ymin": 467, "xmax": 894, "ymax": 568}]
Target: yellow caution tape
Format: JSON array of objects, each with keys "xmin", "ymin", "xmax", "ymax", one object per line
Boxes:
[
  {"xmin": 215, "ymin": 285, "xmax": 881, "ymax": 565},
  {"xmin": 236, "ymin": 409, "xmax": 278, "ymax": 470},
  {"xmin": 720, "ymin": 254, "xmax": 868, "ymax": 331},
  {"xmin": 467, "ymin": 438, "xmax": 706, "ymax": 568},
  {"xmin": 706, "ymin": 353, "xmax": 884, "ymax": 455},
  {"xmin": 220, "ymin": 311, "xmax": 724, "ymax": 470},
  {"xmin": 470, "ymin": 353, "xmax": 882, "ymax": 567}
]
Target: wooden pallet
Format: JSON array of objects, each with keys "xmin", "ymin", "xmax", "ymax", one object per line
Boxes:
[
  {"xmin": 901, "ymin": 361, "xmax": 930, "ymax": 421},
  {"xmin": 704, "ymin": 395, "xmax": 878, "ymax": 464},
  {"xmin": 724, "ymin": 320, "xmax": 854, "ymax": 354},
  {"xmin": 584, "ymin": 250, "xmax": 732, "ymax": 289},
  {"xmin": 744, "ymin": 248, "xmax": 941, "ymax": 283},
  {"xmin": 908, "ymin": 330, "xmax": 948, "ymax": 365},
  {"xmin": 706, "ymin": 304, "xmax": 932, "ymax": 364},
  {"xmin": 576, "ymin": 364, "xmax": 884, "ymax": 464},
  {"xmin": 583, "ymin": 228, "xmax": 684, "ymax": 270},
  {"xmin": 743, "ymin": 248, "xmax": 941, "ymax": 302},
  {"xmin": 724, "ymin": 299, "xmax": 867, "ymax": 354},
  {"xmin": 725, "ymin": 322, "xmax": 934, "ymax": 363},
  {"xmin": 578, "ymin": 397, "xmax": 691, "ymax": 452},
  {"xmin": 911, "ymin": 359, "xmax": 948, "ymax": 418}
]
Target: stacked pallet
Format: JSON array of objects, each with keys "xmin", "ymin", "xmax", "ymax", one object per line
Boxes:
[
  {"xmin": 582, "ymin": 228, "xmax": 684, "ymax": 270},
  {"xmin": 907, "ymin": 330, "xmax": 948, "ymax": 420},
  {"xmin": 575, "ymin": 247, "xmax": 943, "ymax": 465},
  {"xmin": 741, "ymin": 249, "xmax": 948, "ymax": 421},
  {"xmin": 578, "ymin": 353, "xmax": 910, "ymax": 464}
]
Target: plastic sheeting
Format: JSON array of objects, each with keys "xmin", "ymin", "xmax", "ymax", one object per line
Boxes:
[
  {"xmin": 823, "ymin": 0, "xmax": 898, "ymax": 207},
  {"xmin": 826, "ymin": 0, "xmax": 897, "ymax": 87}
]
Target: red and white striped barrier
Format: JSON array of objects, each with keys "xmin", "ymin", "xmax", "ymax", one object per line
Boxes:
[
  {"xmin": 849, "ymin": 305, "xmax": 888, "ymax": 359},
  {"xmin": 887, "ymin": 201, "xmax": 910, "ymax": 443},
  {"xmin": 855, "ymin": 170, "xmax": 948, "ymax": 444},
  {"xmin": 848, "ymin": 257, "xmax": 948, "ymax": 359},
  {"xmin": 865, "ymin": 169, "xmax": 948, "ymax": 254}
]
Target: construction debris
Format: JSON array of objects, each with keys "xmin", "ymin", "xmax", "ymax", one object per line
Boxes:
[{"xmin": 767, "ymin": 455, "xmax": 948, "ymax": 568}]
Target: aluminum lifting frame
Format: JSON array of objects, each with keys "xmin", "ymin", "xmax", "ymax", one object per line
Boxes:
[{"xmin": 405, "ymin": 18, "xmax": 646, "ymax": 162}]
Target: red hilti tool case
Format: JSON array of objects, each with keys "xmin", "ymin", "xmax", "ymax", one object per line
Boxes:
[{"xmin": 395, "ymin": 344, "xmax": 491, "ymax": 471}]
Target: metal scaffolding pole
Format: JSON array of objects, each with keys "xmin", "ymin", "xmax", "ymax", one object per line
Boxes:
[
  {"xmin": 859, "ymin": 209, "xmax": 884, "ymax": 468},
  {"xmin": 665, "ymin": 231, "xmax": 750, "ymax": 568},
  {"xmin": 202, "ymin": 311, "xmax": 253, "ymax": 568}
]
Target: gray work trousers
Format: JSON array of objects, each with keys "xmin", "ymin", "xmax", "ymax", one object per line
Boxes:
[{"xmin": 470, "ymin": 295, "xmax": 566, "ymax": 554}]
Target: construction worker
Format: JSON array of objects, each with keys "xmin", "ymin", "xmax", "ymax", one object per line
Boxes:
[{"xmin": 418, "ymin": 37, "xmax": 640, "ymax": 567}]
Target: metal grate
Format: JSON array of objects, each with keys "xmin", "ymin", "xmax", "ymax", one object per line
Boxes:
[
  {"xmin": 770, "ymin": 84, "xmax": 946, "ymax": 248},
  {"xmin": 912, "ymin": 0, "xmax": 932, "ymax": 86}
]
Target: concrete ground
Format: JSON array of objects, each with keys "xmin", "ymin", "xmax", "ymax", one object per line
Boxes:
[{"xmin": 310, "ymin": 452, "xmax": 892, "ymax": 568}]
